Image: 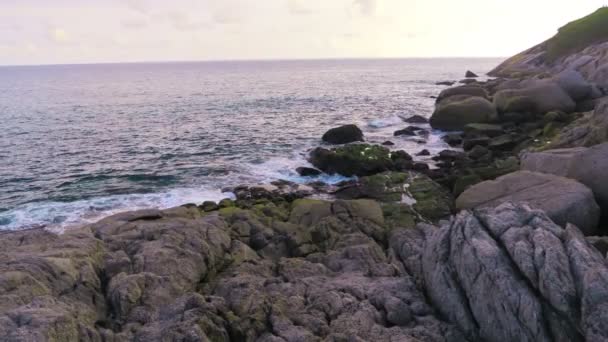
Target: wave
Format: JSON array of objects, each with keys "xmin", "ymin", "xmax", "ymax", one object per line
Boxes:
[
  {"xmin": 367, "ymin": 115, "xmax": 403, "ymax": 128},
  {"xmin": 0, "ymin": 187, "xmax": 233, "ymax": 233}
]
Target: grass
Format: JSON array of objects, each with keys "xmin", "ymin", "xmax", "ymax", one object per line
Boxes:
[{"xmin": 546, "ymin": 7, "xmax": 608, "ymax": 61}]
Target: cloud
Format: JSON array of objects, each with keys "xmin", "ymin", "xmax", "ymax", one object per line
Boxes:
[
  {"xmin": 166, "ymin": 11, "xmax": 212, "ymax": 31},
  {"xmin": 49, "ymin": 28, "xmax": 69, "ymax": 44},
  {"xmin": 121, "ymin": 17, "xmax": 149, "ymax": 30},
  {"xmin": 125, "ymin": 0, "xmax": 151, "ymax": 14},
  {"xmin": 353, "ymin": 0, "xmax": 376, "ymax": 16},
  {"xmin": 287, "ymin": 0, "xmax": 317, "ymax": 15}
]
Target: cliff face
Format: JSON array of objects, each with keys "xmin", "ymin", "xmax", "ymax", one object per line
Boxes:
[{"xmin": 489, "ymin": 8, "xmax": 608, "ymax": 88}]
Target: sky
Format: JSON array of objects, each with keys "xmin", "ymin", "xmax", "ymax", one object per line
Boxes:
[{"xmin": 0, "ymin": 0, "xmax": 606, "ymax": 65}]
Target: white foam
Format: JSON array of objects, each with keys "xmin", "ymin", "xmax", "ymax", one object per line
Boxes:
[
  {"xmin": 0, "ymin": 187, "xmax": 233, "ymax": 233},
  {"xmin": 367, "ymin": 115, "xmax": 403, "ymax": 128},
  {"xmin": 247, "ymin": 155, "xmax": 353, "ymax": 185}
]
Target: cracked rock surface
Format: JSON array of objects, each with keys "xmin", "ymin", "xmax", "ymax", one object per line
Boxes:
[
  {"xmin": 2, "ymin": 200, "xmax": 607, "ymax": 341},
  {"xmin": 392, "ymin": 202, "xmax": 608, "ymax": 342}
]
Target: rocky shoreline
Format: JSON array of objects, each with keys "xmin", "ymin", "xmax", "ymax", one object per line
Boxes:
[{"xmin": 4, "ymin": 10, "xmax": 608, "ymax": 341}]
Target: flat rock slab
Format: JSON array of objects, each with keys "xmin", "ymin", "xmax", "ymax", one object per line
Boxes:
[{"xmin": 456, "ymin": 170, "xmax": 600, "ymax": 235}]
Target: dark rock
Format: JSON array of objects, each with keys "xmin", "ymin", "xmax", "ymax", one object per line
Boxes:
[
  {"xmin": 416, "ymin": 149, "xmax": 431, "ymax": 156},
  {"xmin": 463, "ymin": 123, "xmax": 504, "ymax": 138},
  {"xmin": 394, "ymin": 126, "xmax": 421, "ymax": 136},
  {"xmin": 466, "ymin": 145, "xmax": 490, "ymax": 160},
  {"xmin": 309, "ymin": 144, "xmax": 393, "ymax": 177},
  {"xmin": 465, "ymin": 70, "xmax": 478, "ymax": 78},
  {"xmin": 431, "ymin": 95, "xmax": 498, "ymax": 131},
  {"xmin": 200, "ymin": 201, "xmax": 219, "ymax": 212},
  {"xmin": 442, "ymin": 133, "xmax": 463, "ymax": 146},
  {"xmin": 334, "ymin": 171, "xmax": 454, "ymax": 221},
  {"xmin": 381, "ymin": 140, "xmax": 395, "ymax": 146},
  {"xmin": 435, "ymin": 150, "xmax": 467, "ymax": 161},
  {"xmin": 322, "ymin": 124, "xmax": 364, "ymax": 144},
  {"xmin": 435, "ymin": 81, "xmax": 455, "ymax": 86},
  {"xmin": 459, "ymin": 78, "xmax": 477, "ymax": 85},
  {"xmin": 296, "ymin": 167, "xmax": 322, "ymax": 177},
  {"xmin": 487, "ymin": 134, "xmax": 524, "ymax": 151},
  {"xmin": 403, "ymin": 114, "xmax": 429, "ymax": 124},
  {"xmin": 219, "ymin": 198, "xmax": 235, "ymax": 208},
  {"xmin": 462, "ymin": 136, "xmax": 490, "ymax": 150}
]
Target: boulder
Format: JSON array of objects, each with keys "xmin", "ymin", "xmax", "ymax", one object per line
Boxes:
[
  {"xmin": 436, "ymin": 85, "xmax": 488, "ymax": 103},
  {"xmin": 521, "ymin": 142, "xmax": 608, "ymax": 211},
  {"xmin": 494, "ymin": 81, "xmax": 576, "ymax": 114},
  {"xmin": 456, "ymin": 171, "xmax": 600, "ymax": 235},
  {"xmin": 398, "ymin": 202, "xmax": 608, "ymax": 342},
  {"xmin": 555, "ymin": 69, "xmax": 592, "ymax": 101},
  {"xmin": 309, "ymin": 144, "xmax": 393, "ymax": 177},
  {"xmin": 430, "ymin": 95, "xmax": 498, "ymax": 131},
  {"xmin": 322, "ymin": 124, "xmax": 364, "ymax": 144}
]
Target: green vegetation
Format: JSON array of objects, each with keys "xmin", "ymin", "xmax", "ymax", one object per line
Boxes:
[{"xmin": 546, "ymin": 7, "xmax": 608, "ymax": 60}]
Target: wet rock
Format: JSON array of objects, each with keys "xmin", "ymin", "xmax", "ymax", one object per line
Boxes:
[
  {"xmin": 459, "ymin": 78, "xmax": 477, "ymax": 85},
  {"xmin": 465, "ymin": 70, "xmax": 478, "ymax": 78},
  {"xmin": 296, "ymin": 166, "xmax": 323, "ymax": 177},
  {"xmin": 416, "ymin": 149, "xmax": 430, "ymax": 156},
  {"xmin": 232, "ymin": 182, "xmax": 313, "ymax": 202},
  {"xmin": 456, "ymin": 170, "xmax": 600, "ymax": 235},
  {"xmin": 435, "ymin": 81, "xmax": 455, "ymax": 86},
  {"xmin": 394, "ymin": 126, "xmax": 419, "ymax": 136},
  {"xmin": 334, "ymin": 171, "xmax": 454, "ymax": 221},
  {"xmin": 322, "ymin": 124, "xmax": 364, "ymax": 145},
  {"xmin": 309, "ymin": 144, "xmax": 393, "ymax": 177},
  {"xmin": 402, "ymin": 114, "xmax": 429, "ymax": 124},
  {"xmin": 381, "ymin": 140, "xmax": 395, "ymax": 146},
  {"xmin": 442, "ymin": 133, "xmax": 463, "ymax": 147},
  {"xmin": 435, "ymin": 150, "xmax": 467, "ymax": 161}
]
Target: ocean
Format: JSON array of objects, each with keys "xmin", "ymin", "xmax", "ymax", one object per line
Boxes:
[{"xmin": 0, "ymin": 58, "xmax": 503, "ymax": 231}]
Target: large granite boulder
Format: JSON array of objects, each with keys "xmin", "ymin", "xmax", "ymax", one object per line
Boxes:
[
  {"xmin": 392, "ymin": 202, "xmax": 608, "ymax": 342},
  {"xmin": 436, "ymin": 85, "xmax": 488, "ymax": 103},
  {"xmin": 555, "ymin": 69, "xmax": 592, "ymax": 101},
  {"xmin": 494, "ymin": 81, "xmax": 576, "ymax": 114},
  {"xmin": 430, "ymin": 95, "xmax": 498, "ymax": 131},
  {"xmin": 521, "ymin": 142, "xmax": 608, "ymax": 212},
  {"xmin": 456, "ymin": 171, "xmax": 600, "ymax": 235},
  {"xmin": 309, "ymin": 144, "xmax": 393, "ymax": 177},
  {"xmin": 322, "ymin": 124, "xmax": 364, "ymax": 144}
]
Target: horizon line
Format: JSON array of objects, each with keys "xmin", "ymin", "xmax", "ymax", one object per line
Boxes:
[{"xmin": 0, "ymin": 56, "xmax": 506, "ymax": 68}]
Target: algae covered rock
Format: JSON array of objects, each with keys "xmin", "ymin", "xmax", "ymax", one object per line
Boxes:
[
  {"xmin": 334, "ymin": 171, "xmax": 454, "ymax": 221},
  {"xmin": 309, "ymin": 144, "xmax": 393, "ymax": 177},
  {"xmin": 430, "ymin": 95, "xmax": 498, "ymax": 131}
]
